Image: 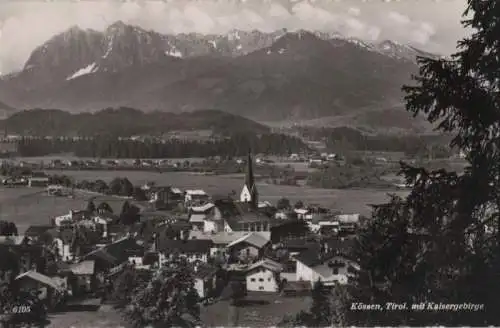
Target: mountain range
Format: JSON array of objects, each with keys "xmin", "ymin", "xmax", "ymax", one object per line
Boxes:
[
  {"xmin": 0, "ymin": 21, "xmax": 438, "ymax": 129},
  {"xmin": 0, "ymin": 107, "xmax": 270, "ymax": 137}
]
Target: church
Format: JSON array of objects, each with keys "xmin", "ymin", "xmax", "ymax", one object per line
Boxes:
[{"xmin": 239, "ymin": 152, "xmax": 258, "ymax": 207}]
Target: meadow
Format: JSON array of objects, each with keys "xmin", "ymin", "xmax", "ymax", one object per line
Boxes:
[{"xmin": 46, "ymin": 170, "xmax": 409, "ymax": 215}]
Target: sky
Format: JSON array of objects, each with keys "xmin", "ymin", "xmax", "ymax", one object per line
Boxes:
[{"xmin": 0, "ymin": 0, "xmax": 470, "ymax": 75}]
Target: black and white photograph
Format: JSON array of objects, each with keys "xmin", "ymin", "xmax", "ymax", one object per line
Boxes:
[{"xmin": 0, "ymin": 0, "xmax": 495, "ymax": 326}]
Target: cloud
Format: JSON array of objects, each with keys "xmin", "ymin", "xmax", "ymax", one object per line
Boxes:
[
  {"xmin": 0, "ymin": 0, "xmax": 466, "ymax": 74},
  {"xmin": 387, "ymin": 11, "xmax": 410, "ymax": 25},
  {"xmin": 347, "ymin": 7, "xmax": 361, "ymax": 17}
]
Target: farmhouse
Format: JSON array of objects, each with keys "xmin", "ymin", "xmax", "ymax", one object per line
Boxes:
[
  {"xmin": 185, "ymin": 189, "xmax": 210, "ymax": 207},
  {"xmin": 157, "ymin": 239, "xmax": 214, "ymax": 263},
  {"xmin": 227, "ymin": 232, "xmax": 271, "ymax": 262},
  {"xmin": 193, "ymin": 264, "xmax": 218, "ymax": 299},
  {"xmin": 15, "ymin": 271, "xmax": 65, "ymax": 308},
  {"xmin": 295, "ymin": 249, "xmax": 359, "ymax": 287},
  {"xmin": 245, "ymin": 259, "xmax": 283, "ymax": 292}
]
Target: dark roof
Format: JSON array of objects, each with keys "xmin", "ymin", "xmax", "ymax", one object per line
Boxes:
[
  {"xmin": 157, "ymin": 239, "xmax": 213, "ymax": 254},
  {"xmin": 105, "ymin": 237, "xmax": 145, "ymax": 262},
  {"xmin": 24, "ymin": 225, "xmax": 54, "ymax": 237},
  {"xmin": 294, "ymin": 249, "xmax": 334, "ymax": 268},
  {"xmin": 193, "ymin": 264, "xmax": 218, "ymax": 279},
  {"xmin": 82, "ymin": 237, "xmax": 145, "ymax": 265},
  {"xmin": 280, "ymin": 238, "xmax": 320, "ymax": 252},
  {"xmin": 323, "ymin": 237, "xmax": 356, "ymax": 256}
]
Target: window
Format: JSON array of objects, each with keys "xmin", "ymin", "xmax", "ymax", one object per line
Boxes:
[
  {"xmin": 251, "ymin": 278, "xmax": 256, "ymax": 282},
  {"xmin": 333, "ymin": 268, "xmax": 339, "ymax": 274},
  {"xmin": 259, "ymin": 286, "xmax": 264, "ymax": 290},
  {"xmin": 259, "ymin": 278, "xmax": 264, "ymax": 282},
  {"xmin": 268, "ymin": 278, "xmax": 271, "ymax": 282}
]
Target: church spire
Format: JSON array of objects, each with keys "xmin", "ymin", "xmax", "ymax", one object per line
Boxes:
[{"xmin": 240, "ymin": 149, "xmax": 258, "ymax": 208}]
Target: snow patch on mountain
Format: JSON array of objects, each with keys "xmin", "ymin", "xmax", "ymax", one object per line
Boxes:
[
  {"xmin": 103, "ymin": 37, "xmax": 113, "ymax": 59},
  {"xmin": 66, "ymin": 62, "xmax": 98, "ymax": 80}
]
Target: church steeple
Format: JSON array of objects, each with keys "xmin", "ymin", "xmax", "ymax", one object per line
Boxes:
[{"xmin": 240, "ymin": 150, "xmax": 258, "ymax": 208}]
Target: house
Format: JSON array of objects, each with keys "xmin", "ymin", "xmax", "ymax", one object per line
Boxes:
[
  {"xmin": 223, "ymin": 211, "xmax": 273, "ymax": 233},
  {"xmin": 63, "ymin": 260, "xmax": 97, "ymax": 295},
  {"xmin": 157, "ymin": 239, "xmax": 214, "ymax": 264},
  {"xmin": 245, "ymin": 259, "xmax": 283, "ymax": 292},
  {"xmin": 170, "ymin": 187, "xmax": 184, "ymax": 201},
  {"xmin": 54, "ymin": 228, "xmax": 75, "ymax": 262},
  {"xmin": 226, "ymin": 232, "xmax": 271, "ymax": 262},
  {"xmin": 54, "ymin": 210, "xmax": 88, "ymax": 226},
  {"xmin": 188, "ymin": 203, "xmax": 214, "ymax": 231},
  {"xmin": 294, "ymin": 208, "xmax": 313, "ymax": 220},
  {"xmin": 81, "ymin": 237, "xmax": 145, "ymax": 272},
  {"xmin": 188, "ymin": 231, "xmax": 271, "ymax": 257},
  {"xmin": 28, "ymin": 176, "xmax": 50, "ymax": 188},
  {"xmin": 294, "ymin": 249, "xmax": 359, "ymax": 287},
  {"xmin": 15, "ymin": 271, "xmax": 65, "ymax": 308},
  {"xmin": 193, "ymin": 264, "xmax": 218, "ymax": 299},
  {"xmin": 185, "ymin": 190, "xmax": 210, "ymax": 207}
]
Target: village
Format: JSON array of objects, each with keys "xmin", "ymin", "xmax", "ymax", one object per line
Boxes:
[{"xmin": 0, "ymin": 152, "xmax": 365, "ymax": 326}]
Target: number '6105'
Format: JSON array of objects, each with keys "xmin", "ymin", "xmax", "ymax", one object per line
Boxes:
[{"xmin": 11, "ymin": 306, "xmax": 31, "ymax": 313}]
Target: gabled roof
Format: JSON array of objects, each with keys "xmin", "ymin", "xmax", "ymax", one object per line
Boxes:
[
  {"xmin": 191, "ymin": 203, "xmax": 215, "ymax": 213},
  {"xmin": 246, "ymin": 259, "xmax": 283, "ymax": 274},
  {"xmin": 189, "ymin": 231, "xmax": 271, "ymax": 245},
  {"xmin": 16, "ymin": 271, "xmax": 63, "ymax": 291},
  {"xmin": 227, "ymin": 232, "xmax": 270, "ymax": 249},
  {"xmin": 82, "ymin": 237, "xmax": 144, "ymax": 265}
]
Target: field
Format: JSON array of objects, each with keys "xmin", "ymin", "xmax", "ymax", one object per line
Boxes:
[
  {"xmin": 47, "ymin": 303, "xmax": 125, "ymax": 328},
  {"xmin": 0, "ymin": 187, "xmax": 129, "ymax": 233},
  {"xmin": 201, "ymin": 292, "xmax": 311, "ymax": 326},
  {"xmin": 45, "ymin": 170, "xmax": 408, "ymax": 215}
]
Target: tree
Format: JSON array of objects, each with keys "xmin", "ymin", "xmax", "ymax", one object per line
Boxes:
[
  {"xmin": 276, "ymin": 198, "xmax": 291, "ymax": 210},
  {"xmin": 112, "ymin": 266, "xmax": 140, "ymax": 309},
  {"xmin": 0, "ymin": 248, "xmax": 47, "ymax": 327},
  {"xmin": 228, "ymin": 279, "xmax": 246, "ymax": 326},
  {"xmin": 0, "ymin": 221, "xmax": 18, "ymax": 236},
  {"xmin": 320, "ymin": 1, "xmax": 500, "ymax": 326},
  {"xmin": 124, "ymin": 258, "xmax": 200, "ymax": 328},
  {"xmin": 120, "ymin": 201, "xmax": 140, "ymax": 226},
  {"xmin": 293, "ymin": 200, "xmax": 304, "ymax": 209},
  {"xmin": 86, "ymin": 199, "xmax": 96, "ymax": 213},
  {"xmin": 132, "ymin": 187, "xmax": 147, "ymax": 201},
  {"xmin": 286, "ymin": 280, "xmax": 332, "ymax": 327}
]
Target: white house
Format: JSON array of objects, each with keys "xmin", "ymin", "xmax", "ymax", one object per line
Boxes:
[
  {"xmin": 185, "ymin": 190, "xmax": 209, "ymax": 206},
  {"xmin": 54, "ymin": 210, "xmax": 86, "ymax": 227},
  {"xmin": 245, "ymin": 259, "xmax": 283, "ymax": 292},
  {"xmin": 54, "ymin": 237, "xmax": 73, "ymax": 262},
  {"xmin": 294, "ymin": 208, "xmax": 313, "ymax": 220},
  {"xmin": 193, "ymin": 264, "xmax": 218, "ymax": 299},
  {"xmin": 295, "ymin": 254, "xmax": 359, "ymax": 287}
]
